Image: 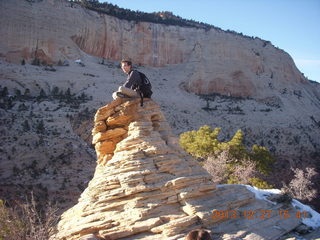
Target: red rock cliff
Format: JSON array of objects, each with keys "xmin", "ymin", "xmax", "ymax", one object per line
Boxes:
[{"xmin": 0, "ymin": 0, "xmax": 307, "ymax": 97}]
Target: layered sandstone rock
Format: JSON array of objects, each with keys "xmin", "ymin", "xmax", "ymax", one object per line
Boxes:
[
  {"xmin": 55, "ymin": 99, "xmax": 307, "ymax": 240},
  {"xmin": 0, "ymin": 0, "xmax": 307, "ymax": 98}
]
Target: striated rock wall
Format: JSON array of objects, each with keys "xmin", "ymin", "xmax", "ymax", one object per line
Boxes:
[
  {"xmin": 55, "ymin": 98, "xmax": 307, "ymax": 240},
  {"xmin": 0, "ymin": 0, "xmax": 188, "ymax": 66},
  {"xmin": 0, "ymin": 0, "xmax": 307, "ymax": 98}
]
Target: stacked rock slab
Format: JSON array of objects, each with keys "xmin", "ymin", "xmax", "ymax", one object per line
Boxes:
[{"xmin": 55, "ymin": 98, "xmax": 303, "ymax": 240}]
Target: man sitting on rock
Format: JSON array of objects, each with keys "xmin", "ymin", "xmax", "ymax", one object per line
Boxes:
[
  {"xmin": 112, "ymin": 59, "xmax": 141, "ymax": 99},
  {"xmin": 112, "ymin": 59, "xmax": 152, "ymax": 105}
]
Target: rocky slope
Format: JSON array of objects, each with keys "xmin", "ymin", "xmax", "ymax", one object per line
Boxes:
[
  {"xmin": 54, "ymin": 98, "xmax": 317, "ymax": 240},
  {"xmin": 0, "ymin": 0, "xmax": 320, "ymax": 212}
]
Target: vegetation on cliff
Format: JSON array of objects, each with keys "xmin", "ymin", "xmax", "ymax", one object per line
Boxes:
[
  {"xmin": 69, "ymin": 0, "xmax": 216, "ymax": 30},
  {"xmin": 67, "ymin": 0, "xmax": 275, "ymax": 43},
  {"xmin": 0, "ymin": 85, "xmax": 92, "ymax": 111},
  {"xmin": 179, "ymin": 125, "xmax": 318, "ymax": 207},
  {"xmin": 179, "ymin": 125, "xmax": 275, "ymax": 189},
  {"xmin": 0, "ymin": 84, "xmax": 94, "ymax": 203},
  {"xmin": 0, "ymin": 198, "xmax": 58, "ymax": 240}
]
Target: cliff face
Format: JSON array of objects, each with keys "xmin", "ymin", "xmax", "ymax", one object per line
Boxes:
[
  {"xmin": 0, "ymin": 0, "xmax": 307, "ymax": 97},
  {"xmin": 55, "ymin": 98, "xmax": 309, "ymax": 240}
]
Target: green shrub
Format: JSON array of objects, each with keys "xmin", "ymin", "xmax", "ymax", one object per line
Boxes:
[
  {"xmin": 226, "ymin": 176, "xmax": 240, "ymax": 185},
  {"xmin": 250, "ymin": 144, "xmax": 275, "ymax": 175},
  {"xmin": 225, "ymin": 174, "xmax": 273, "ymax": 189},
  {"xmin": 249, "ymin": 177, "xmax": 273, "ymax": 189},
  {"xmin": 180, "ymin": 126, "xmax": 275, "ymax": 174},
  {"xmin": 180, "ymin": 125, "xmax": 275, "ymax": 188},
  {"xmin": 0, "ymin": 200, "xmax": 26, "ymax": 240},
  {"xmin": 179, "ymin": 125, "xmax": 221, "ymax": 158},
  {"xmin": 224, "ymin": 129, "xmax": 248, "ymax": 160}
]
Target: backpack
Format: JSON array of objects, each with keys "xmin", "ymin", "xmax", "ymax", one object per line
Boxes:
[{"xmin": 136, "ymin": 71, "xmax": 153, "ymax": 106}]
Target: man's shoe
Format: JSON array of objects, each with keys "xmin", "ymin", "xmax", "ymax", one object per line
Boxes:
[{"xmin": 116, "ymin": 92, "xmax": 129, "ymax": 98}]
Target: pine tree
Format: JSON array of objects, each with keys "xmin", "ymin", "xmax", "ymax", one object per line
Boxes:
[
  {"xmin": 226, "ymin": 129, "xmax": 248, "ymax": 160},
  {"xmin": 51, "ymin": 86, "xmax": 59, "ymax": 96},
  {"xmin": 179, "ymin": 125, "xmax": 221, "ymax": 158},
  {"xmin": 36, "ymin": 120, "xmax": 45, "ymax": 134},
  {"xmin": 0, "ymin": 87, "xmax": 8, "ymax": 97},
  {"xmin": 65, "ymin": 88, "xmax": 72, "ymax": 100},
  {"xmin": 250, "ymin": 144, "xmax": 275, "ymax": 175},
  {"xmin": 39, "ymin": 89, "xmax": 46, "ymax": 98},
  {"xmin": 22, "ymin": 120, "xmax": 30, "ymax": 132}
]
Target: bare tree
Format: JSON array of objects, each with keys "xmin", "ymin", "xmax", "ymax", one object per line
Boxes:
[
  {"xmin": 0, "ymin": 200, "xmax": 26, "ymax": 240},
  {"xmin": 203, "ymin": 149, "xmax": 259, "ymax": 185},
  {"xmin": 232, "ymin": 160, "xmax": 257, "ymax": 184},
  {"xmin": 203, "ymin": 150, "xmax": 230, "ymax": 183},
  {"xmin": 0, "ymin": 194, "xmax": 60, "ymax": 240},
  {"xmin": 283, "ymin": 167, "xmax": 317, "ymax": 202}
]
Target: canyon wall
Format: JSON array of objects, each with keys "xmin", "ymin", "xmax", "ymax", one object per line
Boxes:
[{"xmin": 0, "ymin": 0, "xmax": 307, "ymax": 97}]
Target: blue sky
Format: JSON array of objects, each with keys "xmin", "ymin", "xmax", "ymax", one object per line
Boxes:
[{"xmin": 101, "ymin": 0, "xmax": 320, "ymax": 82}]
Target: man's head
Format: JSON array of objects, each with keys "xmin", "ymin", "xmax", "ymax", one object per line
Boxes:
[
  {"xmin": 185, "ymin": 229, "xmax": 212, "ymax": 240},
  {"xmin": 121, "ymin": 59, "xmax": 132, "ymax": 74}
]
